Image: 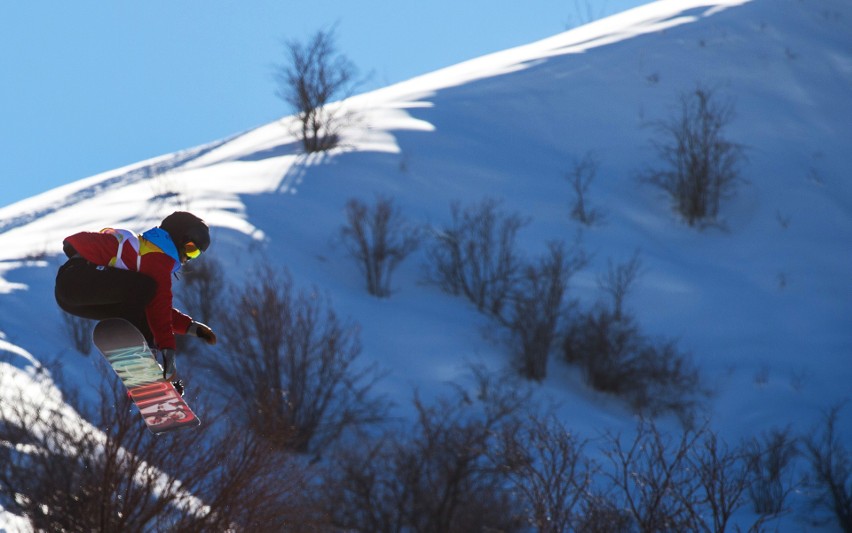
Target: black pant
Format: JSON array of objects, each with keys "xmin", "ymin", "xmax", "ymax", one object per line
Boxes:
[{"xmin": 55, "ymin": 258, "xmax": 157, "ymax": 346}]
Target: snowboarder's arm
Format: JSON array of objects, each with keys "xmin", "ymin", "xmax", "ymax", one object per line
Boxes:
[
  {"xmin": 143, "ymin": 255, "xmax": 180, "ymax": 350},
  {"xmin": 171, "ymin": 308, "xmax": 193, "ymax": 335}
]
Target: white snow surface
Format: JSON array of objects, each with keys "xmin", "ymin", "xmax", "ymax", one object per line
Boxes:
[{"xmin": 2, "ymin": 0, "xmax": 851, "ymax": 529}]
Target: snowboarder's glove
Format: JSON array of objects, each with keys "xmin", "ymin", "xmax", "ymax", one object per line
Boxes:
[
  {"xmin": 188, "ymin": 321, "xmax": 217, "ymax": 345},
  {"xmin": 160, "ymin": 349, "xmax": 177, "ymax": 381},
  {"xmin": 172, "ymin": 379, "xmax": 185, "ymax": 397}
]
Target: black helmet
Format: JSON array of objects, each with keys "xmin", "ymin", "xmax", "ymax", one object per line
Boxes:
[{"xmin": 160, "ymin": 211, "xmax": 210, "ymax": 253}]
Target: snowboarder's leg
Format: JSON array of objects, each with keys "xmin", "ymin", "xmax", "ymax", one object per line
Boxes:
[{"xmin": 55, "ymin": 258, "xmax": 156, "ymax": 345}]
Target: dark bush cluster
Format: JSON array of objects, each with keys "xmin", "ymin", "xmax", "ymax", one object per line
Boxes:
[
  {"xmin": 0, "ymin": 363, "xmax": 320, "ymax": 532},
  {"xmin": 422, "ymin": 198, "xmax": 586, "ymax": 383},
  {"xmin": 419, "ymin": 198, "xmax": 699, "ymax": 420},
  {"xmin": 564, "ymin": 305, "xmax": 702, "ymax": 422},
  {"xmin": 314, "ymin": 371, "xmax": 849, "ymax": 533},
  {"xmin": 5, "ymin": 356, "xmax": 849, "ymax": 532},
  {"xmin": 562, "ymin": 255, "xmax": 702, "ymax": 422},
  {"xmin": 319, "ymin": 368, "xmax": 529, "ymax": 532},
  {"xmin": 327, "ymin": 84, "xmax": 749, "ymax": 414}
]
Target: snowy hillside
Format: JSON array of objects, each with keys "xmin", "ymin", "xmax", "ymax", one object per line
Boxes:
[{"xmin": 2, "ymin": 0, "xmax": 851, "ymax": 529}]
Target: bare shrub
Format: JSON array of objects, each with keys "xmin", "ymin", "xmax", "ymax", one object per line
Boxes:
[
  {"xmin": 493, "ymin": 412, "xmax": 595, "ymax": 532},
  {"xmin": 804, "ymin": 404, "xmax": 852, "ymax": 532},
  {"xmin": 501, "ymin": 241, "xmax": 586, "ymax": 381},
  {"xmin": 746, "ymin": 426, "xmax": 800, "ymax": 516},
  {"xmin": 600, "ymin": 419, "xmax": 704, "ymax": 531},
  {"xmin": 423, "ymin": 198, "xmax": 527, "ymax": 317},
  {"xmin": 0, "ymin": 363, "xmax": 318, "ymax": 531},
  {"xmin": 340, "ymin": 195, "xmax": 421, "ymax": 297},
  {"xmin": 275, "ymin": 25, "xmax": 358, "ymax": 153},
  {"xmin": 208, "ymin": 265, "xmax": 386, "ymax": 453},
  {"xmin": 424, "ymin": 199, "xmax": 588, "ymax": 381},
  {"xmin": 563, "ymin": 255, "xmax": 702, "ymax": 421},
  {"xmin": 567, "ymin": 151, "xmax": 605, "ymax": 226},
  {"xmin": 565, "ymin": 308, "xmax": 701, "ymax": 421},
  {"xmin": 599, "ymin": 252, "xmax": 642, "ymax": 321},
  {"xmin": 641, "ymin": 85, "xmax": 747, "ymax": 227},
  {"xmin": 690, "ymin": 429, "xmax": 755, "ymax": 532},
  {"xmin": 600, "ymin": 420, "xmax": 762, "ymax": 532},
  {"xmin": 320, "ymin": 367, "xmax": 528, "ymax": 532},
  {"xmin": 61, "ymin": 310, "xmax": 92, "ymax": 355}
]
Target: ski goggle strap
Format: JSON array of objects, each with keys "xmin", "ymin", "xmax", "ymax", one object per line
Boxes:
[{"xmin": 184, "ymin": 241, "xmax": 203, "ymax": 260}]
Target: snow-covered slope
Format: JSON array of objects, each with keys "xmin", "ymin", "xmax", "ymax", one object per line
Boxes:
[{"xmin": 2, "ymin": 0, "xmax": 851, "ymax": 528}]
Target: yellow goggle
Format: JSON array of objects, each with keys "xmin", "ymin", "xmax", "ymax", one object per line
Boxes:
[{"xmin": 184, "ymin": 241, "xmax": 203, "ymax": 260}]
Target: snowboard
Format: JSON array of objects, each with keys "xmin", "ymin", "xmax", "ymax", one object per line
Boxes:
[{"xmin": 93, "ymin": 318, "xmax": 201, "ymax": 434}]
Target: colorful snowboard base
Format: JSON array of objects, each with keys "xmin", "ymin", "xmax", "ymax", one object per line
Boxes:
[{"xmin": 93, "ymin": 318, "xmax": 200, "ymax": 434}]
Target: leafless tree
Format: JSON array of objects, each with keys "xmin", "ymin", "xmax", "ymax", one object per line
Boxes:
[
  {"xmin": 208, "ymin": 265, "xmax": 387, "ymax": 453},
  {"xmin": 275, "ymin": 25, "xmax": 358, "ymax": 152},
  {"xmin": 424, "ymin": 198, "xmax": 528, "ymax": 318},
  {"xmin": 340, "ymin": 195, "xmax": 421, "ymax": 297},
  {"xmin": 641, "ymin": 85, "xmax": 747, "ymax": 227}
]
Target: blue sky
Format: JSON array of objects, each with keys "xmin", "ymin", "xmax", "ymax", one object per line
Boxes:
[{"xmin": 0, "ymin": 1, "xmax": 646, "ymax": 208}]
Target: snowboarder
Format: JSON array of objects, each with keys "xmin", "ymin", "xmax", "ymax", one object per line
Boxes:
[{"xmin": 55, "ymin": 211, "xmax": 217, "ymax": 395}]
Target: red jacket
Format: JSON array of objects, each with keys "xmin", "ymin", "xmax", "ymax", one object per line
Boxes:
[{"xmin": 64, "ymin": 229, "xmax": 192, "ymax": 350}]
